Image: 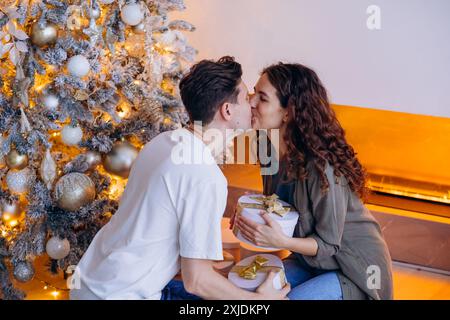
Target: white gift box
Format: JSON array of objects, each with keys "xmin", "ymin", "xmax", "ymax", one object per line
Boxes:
[
  {"xmin": 233, "ymin": 194, "xmax": 299, "ymax": 250},
  {"xmin": 228, "ymin": 254, "xmax": 286, "ymax": 291}
]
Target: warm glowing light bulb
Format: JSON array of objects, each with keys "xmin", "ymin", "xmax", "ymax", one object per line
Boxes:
[
  {"xmin": 51, "ymin": 290, "xmax": 60, "ymax": 299},
  {"xmin": 9, "ymin": 220, "xmax": 18, "ymax": 227},
  {"xmin": 43, "ymin": 285, "xmax": 48, "ymax": 290},
  {"xmin": 2, "ymin": 213, "xmax": 11, "ymax": 221}
]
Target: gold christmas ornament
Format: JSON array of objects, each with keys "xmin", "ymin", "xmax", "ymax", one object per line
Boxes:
[
  {"xmin": 103, "ymin": 141, "xmax": 139, "ymax": 178},
  {"xmin": 30, "ymin": 22, "xmax": 58, "ymax": 47},
  {"xmin": 85, "ymin": 150, "xmax": 102, "ymax": 171},
  {"xmin": 54, "ymin": 173, "xmax": 96, "ymax": 212},
  {"xmin": 1, "ymin": 200, "xmax": 23, "ymax": 221},
  {"xmin": 5, "ymin": 149, "xmax": 28, "ymax": 170}
]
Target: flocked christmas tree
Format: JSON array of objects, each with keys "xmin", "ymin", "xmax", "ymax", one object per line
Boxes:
[{"xmin": 0, "ymin": 0, "xmax": 196, "ymax": 299}]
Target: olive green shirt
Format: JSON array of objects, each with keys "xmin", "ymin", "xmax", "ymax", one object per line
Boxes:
[{"xmin": 263, "ymin": 159, "xmax": 394, "ymax": 300}]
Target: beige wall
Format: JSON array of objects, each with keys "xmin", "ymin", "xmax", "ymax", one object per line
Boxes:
[{"xmin": 171, "ymin": 0, "xmax": 450, "ymax": 118}]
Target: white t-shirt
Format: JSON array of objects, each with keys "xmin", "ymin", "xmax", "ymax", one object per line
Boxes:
[{"xmin": 71, "ymin": 128, "xmax": 227, "ymax": 300}]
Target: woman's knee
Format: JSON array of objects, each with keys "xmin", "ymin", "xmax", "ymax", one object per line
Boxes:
[{"xmin": 287, "ymin": 271, "xmax": 343, "ymax": 300}]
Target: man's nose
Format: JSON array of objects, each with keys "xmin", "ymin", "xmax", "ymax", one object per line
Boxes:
[{"xmin": 249, "ymin": 94, "xmax": 256, "ymax": 108}]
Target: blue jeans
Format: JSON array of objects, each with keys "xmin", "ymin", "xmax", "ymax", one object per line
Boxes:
[
  {"xmin": 160, "ymin": 279, "xmax": 202, "ymax": 300},
  {"xmin": 283, "ymin": 256, "xmax": 343, "ymax": 300}
]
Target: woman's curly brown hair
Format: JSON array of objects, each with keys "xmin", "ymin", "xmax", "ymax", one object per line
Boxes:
[{"xmin": 263, "ymin": 63, "xmax": 367, "ymax": 198}]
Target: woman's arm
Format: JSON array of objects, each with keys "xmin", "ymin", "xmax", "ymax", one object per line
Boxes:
[{"xmin": 282, "ymin": 235, "xmax": 318, "ymax": 257}]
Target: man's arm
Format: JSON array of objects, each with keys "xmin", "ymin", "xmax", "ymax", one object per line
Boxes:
[{"xmin": 181, "ymin": 257, "xmax": 290, "ymax": 300}]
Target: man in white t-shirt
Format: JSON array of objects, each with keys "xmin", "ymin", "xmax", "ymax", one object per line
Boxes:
[{"xmin": 70, "ymin": 56, "xmax": 290, "ymax": 300}]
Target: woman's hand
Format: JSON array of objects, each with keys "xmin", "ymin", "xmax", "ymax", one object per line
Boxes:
[{"xmin": 235, "ymin": 211, "xmax": 288, "ymax": 248}]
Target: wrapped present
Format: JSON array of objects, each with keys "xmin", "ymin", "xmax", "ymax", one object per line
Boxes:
[
  {"xmin": 228, "ymin": 254, "xmax": 286, "ymax": 291},
  {"xmin": 233, "ymin": 194, "xmax": 299, "ymax": 250}
]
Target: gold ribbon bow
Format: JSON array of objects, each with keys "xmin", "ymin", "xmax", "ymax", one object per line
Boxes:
[
  {"xmin": 230, "ymin": 256, "xmax": 285, "ymax": 281},
  {"xmin": 230, "ymin": 256, "xmax": 286, "ymax": 287},
  {"xmin": 240, "ymin": 194, "xmax": 291, "ymax": 217}
]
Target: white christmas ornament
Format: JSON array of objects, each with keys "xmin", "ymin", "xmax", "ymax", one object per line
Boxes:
[
  {"xmin": 40, "ymin": 149, "xmax": 57, "ymax": 189},
  {"xmin": 42, "ymin": 93, "xmax": 59, "ymax": 111},
  {"xmin": 120, "ymin": 3, "xmax": 144, "ymax": 26},
  {"xmin": 6, "ymin": 168, "xmax": 33, "ymax": 194},
  {"xmin": 46, "ymin": 236, "xmax": 71, "ymax": 260},
  {"xmin": 67, "ymin": 55, "xmax": 90, "ymax": 77},
  {"xmin": 61, "ymin": 124, "xmax": 83, "ymax": 146}
]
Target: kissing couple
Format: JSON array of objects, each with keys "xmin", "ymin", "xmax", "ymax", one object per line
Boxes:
[{"xmin": 70, "ymin": 57, "xmax": 393, "ymax": 300}]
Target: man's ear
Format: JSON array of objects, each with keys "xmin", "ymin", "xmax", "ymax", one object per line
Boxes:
[{"xmin": 219, "ymin": 102, "xmax": 232, "ymax": 121}]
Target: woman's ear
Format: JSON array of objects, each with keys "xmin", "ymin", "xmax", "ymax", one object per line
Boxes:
[{"xmin": 282, "ymin": 109, "xmax": 290, "ymax": 123}]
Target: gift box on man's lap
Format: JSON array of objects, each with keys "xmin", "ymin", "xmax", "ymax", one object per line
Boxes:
[
  {"xmin": 233, "ymin": 194, "xmax": 299, "ymax": 250},
  {"xmin": 228, "ymin": 254, "xmax": 286, "ymax": 291}
]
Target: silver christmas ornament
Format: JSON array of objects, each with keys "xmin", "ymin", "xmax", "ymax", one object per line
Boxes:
[
  {"xmin": 46, "ymin": 236, "xmax": 71, "ymax": 260},
  {"xmin": 13, "ymin": 261, "xmax": 35, "ymax": 283},
  {"xmin": 103, "ymin": 141, "xmax": 139, "ymax": 178},
  {"xmin": 54, "ymin": 173, "xmax": 96, "ymax": 211},
  {"xmin": 6, "ymin": 168, "xmax": 33, "ymax": 194}
]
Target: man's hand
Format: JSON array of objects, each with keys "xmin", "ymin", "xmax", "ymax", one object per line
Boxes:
[
  {"xmin": 256, "ymin": 271, "xmax": 290, "ymax": 300},
  {"xmin": 181, "ymin": 257, "xmax": 290, "ymax": 300}
]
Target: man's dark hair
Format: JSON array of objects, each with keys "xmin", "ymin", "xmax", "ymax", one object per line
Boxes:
[{"xmin": 179, "ymin": 56, "xmax": 242, "ymax": 125}]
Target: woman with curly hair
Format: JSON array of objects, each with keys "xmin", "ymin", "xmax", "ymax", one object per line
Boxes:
[{"xmin": 233, "ymin": 63, "xmax": 393, "ymax": 300}]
